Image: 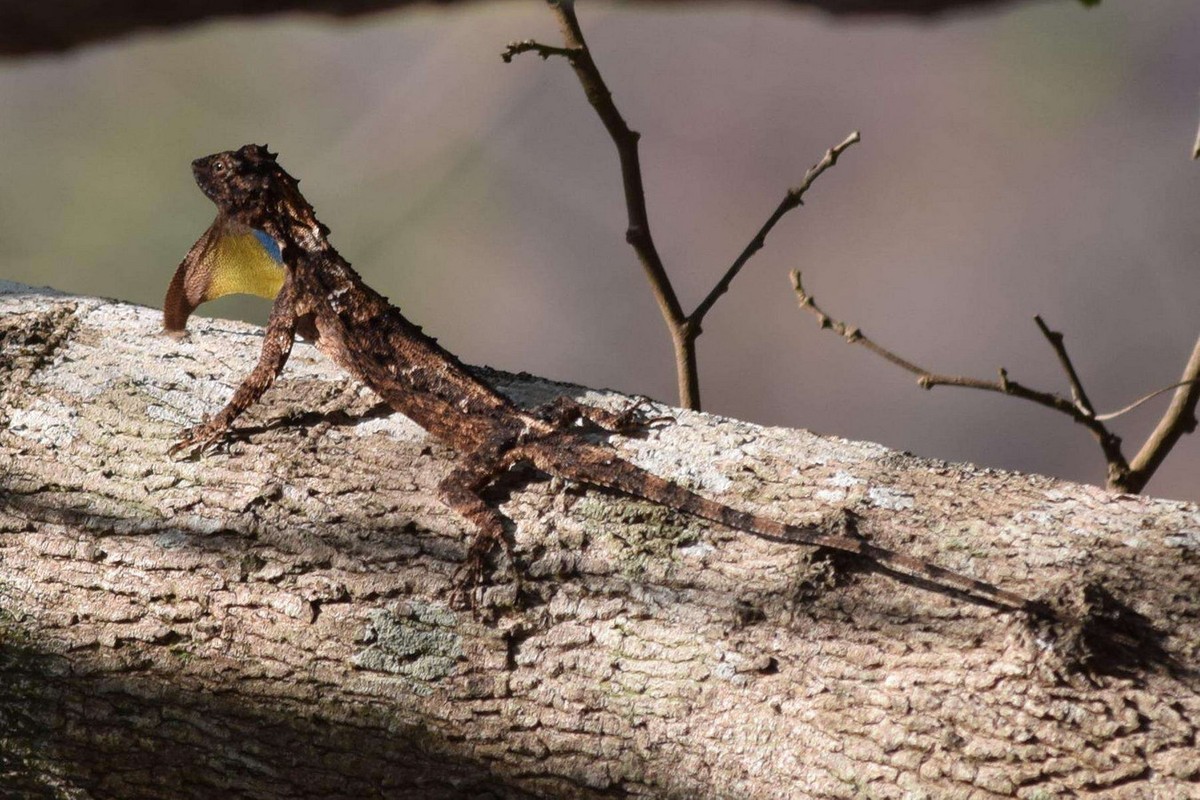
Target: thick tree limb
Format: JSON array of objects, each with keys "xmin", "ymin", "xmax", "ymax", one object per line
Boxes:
[
  {"xmin": 2, "ymin": 282, "xmax": 1199, "ymax": 799},
  {"xmin": 1, "ymin": 0, "xmax": 1049, "ymax": 58}
]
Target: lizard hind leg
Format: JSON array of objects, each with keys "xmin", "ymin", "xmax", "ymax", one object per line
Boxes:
[
  {"xmin": 439, "ymin": 457, "xmax": 521, "ymax": 608},
  {"xmin": 535, "ymin": 395, "xmax": 673, "ymax": 437}
]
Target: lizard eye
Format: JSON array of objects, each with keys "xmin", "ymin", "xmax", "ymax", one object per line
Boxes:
[{"xmin": 213, "ymin": 159, "xmax": 228, "ymax": 175}]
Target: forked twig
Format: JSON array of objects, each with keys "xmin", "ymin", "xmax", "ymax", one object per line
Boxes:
[
  {"xmin": 505, "ymin": 0, "xmax": 856, "ymax": 410},
  {"xmin": 791, "ymin": 270, "xmax": 1200, "ymax": 493},
  {"xmin": 790, "ymin": 271, "xmax": 1138, "ymax": 485}
]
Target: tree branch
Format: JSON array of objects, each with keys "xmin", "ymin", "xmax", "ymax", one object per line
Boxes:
[
  {"xmin": 3, "ymin": 281, "xmax": 1199, "ymax": 798},
  {"xmin": 0, "ymin": 0, "xmax": 1051, "ymax": 59},
  {"xmin": 790, "ymin": 270, "xmax": 1134, "ymax": 487},
  {"xmin": 510, "ymin": 2, "xmax": 856, "ymax": 411},
  {"xmin": 1121, "ymin": 335, "xmax": 1200, "ymax": 493},
  {"xmin": 501, "ymin": 39, "xmax": 578, "ymax": 63},
  {"xmin": 690, "ymin": 132, "xmax": 860, "ymax": 327}
]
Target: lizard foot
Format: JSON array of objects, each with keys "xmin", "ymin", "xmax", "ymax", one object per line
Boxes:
[
  {"xmin": 536, "ymin": 395, "xmax": 673, "ymax": 437},
  {"xmin": 609, "ymin": 396, "xmax": 674, "ymax": 435},
  {"xmin": 449, "ymin": 532, "xmax": 523, "ymax": 611},
  {"xmin": 168, "ymin": 419, "xmax": 232, "ymax": 458}
]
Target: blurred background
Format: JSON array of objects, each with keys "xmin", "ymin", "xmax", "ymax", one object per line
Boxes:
[{"xmin": 1, "ymin": 2, "xmax": 1198, "ymax": 500}]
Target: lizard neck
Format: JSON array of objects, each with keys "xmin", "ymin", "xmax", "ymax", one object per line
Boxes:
[
  {"xmin": 283, "ymin": 228, "xmax": 524, "ymax": 446},
  {"xmin": 248, "ymin": 177, "xmax": 528, "ymax": 445}
]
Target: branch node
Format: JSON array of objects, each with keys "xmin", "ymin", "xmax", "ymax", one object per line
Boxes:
[
  {"xmin": 502, "ymin": 39, "xmax": 578, "ymax": 63},
  {"xmin": 1034, "ymin": 314, "xmax": 1096, "ymax": 416}
]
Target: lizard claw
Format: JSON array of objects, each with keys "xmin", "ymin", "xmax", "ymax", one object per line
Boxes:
[
  {"xmin": 168, "ymin": 419, "xmax": 229, "ymax": 458},
  {"xmin": 612, "ymin": 397, "xmax": 674, "ymax": 434},
  {"xmin": 448, "ymin": 533, "xmax": 523, "ymax": 612},
  {"xmin": 449, "ymin": 559, "xmax": 485, "ymax": 611}
]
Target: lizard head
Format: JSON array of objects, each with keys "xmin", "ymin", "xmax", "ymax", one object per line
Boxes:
[
  {"xmin": 192, "ymin": 143, "xmax": 327, "ymax": 245},
  {"xmin": 191, "ymin": 144, "xmax": 291, "ymax": 231}
]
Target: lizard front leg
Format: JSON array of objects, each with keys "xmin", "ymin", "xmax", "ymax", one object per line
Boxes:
[{"xmin": 170, "ymin": 279, "xmax": 299, "ymax": 456}]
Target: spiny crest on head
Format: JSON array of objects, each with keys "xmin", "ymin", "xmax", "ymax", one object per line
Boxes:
[
  {"xmin": 237, "ymin": 143, "xmax": 278, "ymax": 165},
  {"xmin": 231, "ymin": 143, "xmax": 303, "ymax": 202}
]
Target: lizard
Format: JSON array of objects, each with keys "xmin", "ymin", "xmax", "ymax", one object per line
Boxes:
[{"xmin": 164, "ymin": 143, "xmax": 1041, "ymax": 615}]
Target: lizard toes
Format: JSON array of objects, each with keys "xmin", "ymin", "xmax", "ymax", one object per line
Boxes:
[{"xmin": 169, "ymin": 423, "xmax": 225, "ymax": 459}]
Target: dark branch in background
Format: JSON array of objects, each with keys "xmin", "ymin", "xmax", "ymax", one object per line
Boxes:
[
  {"xmin": 790, "ymin": 271, "xmax": 1200, "ymax": 495},
  {"xmin": 1, "ymin": 0, "xmax": 1045, "ymax": 58},
  {"xmin": 506, "ymin": 1, "xmax": 858, "ymax": 410}
]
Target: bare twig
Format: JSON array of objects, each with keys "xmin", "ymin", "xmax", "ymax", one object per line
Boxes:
[
  {"xmin": 501, "ymin": 40, "xmax": 578, "ymax": 63},
  {"xmin": 690, "ymin": 132, "xmax": 860, "ymax": 326},
  {"xmin": 507, "ymin": 0, "xmax": 855, "ymax": 410},
  {"xmin": 790, "ymin": 270, "xmax": 1133, "ymax": 485},
  {"xmin": 1122, "ymin": 336, "xmax": 1200, "ymax": 493},
  {"xmin": 1034, "ymin": 315, "xmax": 1095, "ymax": 416}
]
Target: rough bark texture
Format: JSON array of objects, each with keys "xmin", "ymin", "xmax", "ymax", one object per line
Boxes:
[
  {"xmin": 0, "ymin": 0, "xmax": 1049, "ymax": 58},
  {"xmin": 1, "ymin": 281, "xmax": 1198, "ymax": 799}
]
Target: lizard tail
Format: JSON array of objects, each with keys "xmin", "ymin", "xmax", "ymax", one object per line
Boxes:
[{"xmin": 538, "ymin": 441, "xmax": 1035, "ymax": 612}]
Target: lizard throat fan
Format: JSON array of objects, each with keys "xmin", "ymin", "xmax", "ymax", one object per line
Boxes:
[{"xmin": 163, "ymin": 217, "xmax": 285, "ymax": 333}]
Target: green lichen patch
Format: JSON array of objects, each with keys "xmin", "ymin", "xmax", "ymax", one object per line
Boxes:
[
  {"xmin": 351, "ymin": 602, "xmax": 462, "ymax": 695},
  {"xmin": 575, "ymin": 495, "xmax": 698, "ymax": 580}
]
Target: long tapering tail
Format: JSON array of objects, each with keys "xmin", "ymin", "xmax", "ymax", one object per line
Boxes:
[{"xmin": 537, "ymin": 440, "xmax": 1035, "ymax": 612}]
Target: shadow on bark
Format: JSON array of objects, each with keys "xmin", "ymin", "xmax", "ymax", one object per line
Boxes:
[
  {"xmin": 1043, "ymin": 583, "xmax": 1186, "ymax": 682},
  {"xmin": 0, "ymin": 630, "xmax": 535, "ymax": 800},
  {"xmin": 5, "ymin": 481, "xmax": 1188, "ymax": 688}
]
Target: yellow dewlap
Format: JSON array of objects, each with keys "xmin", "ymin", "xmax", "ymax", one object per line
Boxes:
[{"xmin": 203, "ymin": 231, "xmax": 286, "ymax": 301}]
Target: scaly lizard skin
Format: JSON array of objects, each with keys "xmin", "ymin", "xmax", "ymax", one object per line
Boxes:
[{"xmin": 166, "ymin": 144, "xmax": 1038, "ymax": 612}]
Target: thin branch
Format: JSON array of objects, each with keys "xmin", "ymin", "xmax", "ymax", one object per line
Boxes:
[
  {"xmin": 1094, "ymin": 379, "xmax": 1200, "ymax": 422},
  {"xmin": 690, "ymin": 132, "xmax": 860, "ymax": 327},
  {"xmin": 1122, "ymin": 336, "xmax": 1200, "ymax": 493},
  {"xmin": 526, "ymin": 0, "xmax": 697, "ymax": 406},
  {"xmin": 501, "ymin": 39, "xmax": 578, "ymax": 63},
  {"xmin": 790, "ymin": 270, "xmax": 1131, "ymax": 480},
  {"xmin": 1033, "ymin": 314, "xmax": 1095, "ymax": 416}
]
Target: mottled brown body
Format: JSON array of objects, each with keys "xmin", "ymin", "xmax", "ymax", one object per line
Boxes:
[{"xmin": 168, "ymin": 144, "xmax": 1036, "ymax": 612}]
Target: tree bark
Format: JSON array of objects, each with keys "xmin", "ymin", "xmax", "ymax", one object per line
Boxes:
[{"xmin": 1, "ymin": 281, "xmax": 1198, "ymax": 799}]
